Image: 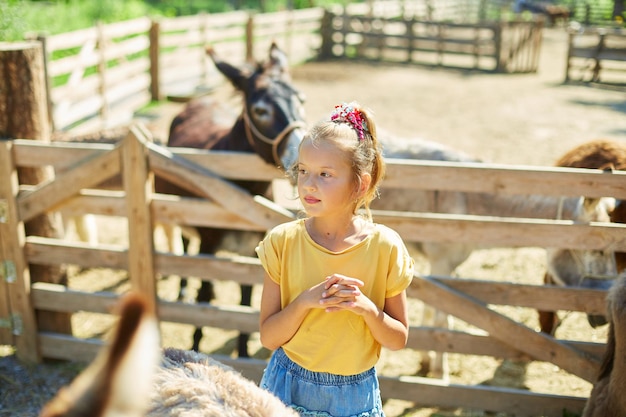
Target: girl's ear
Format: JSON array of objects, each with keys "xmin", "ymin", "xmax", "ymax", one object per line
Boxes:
[{"xmin": 358, "ymin": 173, "xmax": 372, "ymax": 197}]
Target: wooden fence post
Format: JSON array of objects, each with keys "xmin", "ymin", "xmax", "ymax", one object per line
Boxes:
[
  {"xmin": 0, "ymin": 141, "xmax": 40, "ymax": 361},
  {"xmin": 494, "ymin": 22, "xmax": 504, "ymax": 72},
  {"xmin": 318, "ymin": 9, "xmax": 334, "ymax": 60},
  {"xmin": 150, "ymin": 20, "xmax": 161, "ymax": 101},
  {"xmin": 246, "ymin": 14, "xmax": 254, "ymax": 62},
  {"xmin": 96, "ymin": 21, "xmax": 109, "ymax": 125},
  {"xmin": 122, "ymin": 126, "xmax": 157, "ymax": 314},
  {"xmin": 0, "ymin": 41, "xmax": 72, "ymax": 352}
]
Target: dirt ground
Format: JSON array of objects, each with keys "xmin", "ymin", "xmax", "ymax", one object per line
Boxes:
[{"xmin": 1, "ymin": 27, "xmax": 625, "ymax": 417}]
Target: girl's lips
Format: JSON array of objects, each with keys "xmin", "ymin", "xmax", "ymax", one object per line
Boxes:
[{"xmin": 303, "ymin": 195, "xmax": 320, "ymax": 204}]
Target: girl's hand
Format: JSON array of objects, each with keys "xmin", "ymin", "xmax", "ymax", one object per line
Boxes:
[{"xmin": 320, "ymin": 274, "xmax": 374, "ymax": 314}]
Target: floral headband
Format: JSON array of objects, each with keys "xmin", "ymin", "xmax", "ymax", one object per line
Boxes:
[{"xmin": 330, "ymin": 102, "xmax": 368, "ymax": 141}]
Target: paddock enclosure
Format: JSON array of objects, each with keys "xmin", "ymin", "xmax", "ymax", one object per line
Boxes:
[
  {"xmin": 2, "ymin": 125, "xmax": 626, "ymax": 416},
  {"xmin": 17, "ymin": 0, "xmax": 553, "ymax": 137},
  {"xmin": 2, "ymin": 1, "xmax": 626, "ymax": 416}
]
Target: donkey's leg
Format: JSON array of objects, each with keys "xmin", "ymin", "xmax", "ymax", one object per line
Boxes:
[
  {"xmin": 420, "ymin": 242, "xmax": 473, "ymax": 380},
  {"xmin": 192, "ymin": 280, "xmax": 216, "ymax": 352},
  {"xmin": 538, "ymin": 272, "xmax": 560, "ymax": 335},
  {"xmin": 238, "ymin": 284, "xmax": 253, "ymax": 358},
  {"xmin": 74, "ymin": 214, "xmax": 99, "ymax": 246}
]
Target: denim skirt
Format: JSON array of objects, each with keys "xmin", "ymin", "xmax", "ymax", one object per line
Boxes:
[{"xmin": 260, "ymin": 348, "xmax": 385, "ymax": 417}]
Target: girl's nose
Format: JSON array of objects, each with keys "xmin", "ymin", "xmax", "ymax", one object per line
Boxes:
[{"xmin": 301, "ymin": 175, "xmax": 316, "ymax": 190}]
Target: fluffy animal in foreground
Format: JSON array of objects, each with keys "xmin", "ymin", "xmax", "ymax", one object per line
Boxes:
[
  {"xmin": 582, "ymin": 271, "xmax": 626, "ymax": 417},
  {"xmin": 39, "ymin": 293, "xmax": 297, "ymax": 417},
  {"xmin": 149, "ymin": 348, "xmax": 298, "ymax": 417}
]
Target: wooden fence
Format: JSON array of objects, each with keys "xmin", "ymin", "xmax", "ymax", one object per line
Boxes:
[
  {"xmin": 565, "ymin": 27, "xmax": 626, "ymax": 86},
  {"xmin": 25, "ymin": 1, "xmax": 548, "ymax": 136},
  {"xmin": 29, "ymin": 8, "xmax": 325, "ymax": 134},
  {"xmin": 2, "ymin": 128, "xmax": 626, "ymax": 416},
  {"xmin": 319, "ymin": 9, "xmax": 543, "ymax": 73}
]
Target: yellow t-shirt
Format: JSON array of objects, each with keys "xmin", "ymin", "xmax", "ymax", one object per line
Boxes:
[{"xmin": 255, "ymin": 218, "xmax": 414, "ymax": 376}]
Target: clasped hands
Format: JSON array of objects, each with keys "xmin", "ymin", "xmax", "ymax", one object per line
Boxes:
[{"xmin": 318, "ymin": 273, "xmax": 369, "ymax": 313}]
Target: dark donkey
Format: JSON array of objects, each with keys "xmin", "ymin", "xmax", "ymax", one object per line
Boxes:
[{"xmin": 157, "ymin": 42, "xmax": 306, "ymax": 356}]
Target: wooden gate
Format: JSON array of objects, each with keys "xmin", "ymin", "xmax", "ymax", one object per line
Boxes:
[
  {"xmin": 319, "ymin": 8, "xmax": 544, "ymax": 73},
  {"xmin": 2, "ymin": 127, "xmax": 626, "ymax": 415}
]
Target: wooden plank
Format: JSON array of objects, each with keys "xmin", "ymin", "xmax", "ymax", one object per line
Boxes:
[
  {"xmin": 390, "ymin": 208, "xmax": 626, "ymax": 248},
  {"xmin": 156, "ymin": 252, "xmax": 264, "ymax": 286},
  {"xmin": 146, "ymin": 141, "xmax": 294, "ymax": 229},
  {"xmin": 25, "ymin": 237, "xmax": 128, "ymax": 270},
  {"xmin": 24, "ymin": 238, "xmax": 263, "ymax": 285},
  {"xmin": 30, "ymin": 187, "xmax": 263, "ymax": 232},
  {"xmin": 31, "ymin": 283, "xmax": 120, "ymax": 314},
  {"xmin": 101, "ymin": 35, "xmax": 150, "ymax": 62},
  {"xmin": 39, "ymin": 332, "xmax": 103, "ymax": 363},
  {"xmin": 378, "ymin": 375, "xmax": 585, "ymax": 417},
  {"xmin": 426, "ymin": 276, "xmax": 608, "ymax": 315},
  {"xmin": 17, "ymin": 145, "xmax": 122, "ymax": 223},
  {"xmin": 99, "ymin": 16, "xmax": 151, "ymax": 39},
  {"xmin": 384, "ymin": 158, "xmax": 626, "ymax": 199},
  {"xmin": 157, "ymin": 298, "xmax": 259, "ymax": 333},
  {"xmin": 51, "ymin": 75, "xmax": 100, "ymax": 103},
  {"xmin": 105, "ymin": 58, "xmax": 151, "ymax": 87},
  {"xmin": 406, "ymin": 326, "xmax": 604, "ymax": 360},
  {"xmin": 45, "ymin": 27, "xmax": 98, "ymax": 51},
  {"xmin": 153, "ymin": 195, "xmax": 263, "ymax": 231},
  {"xmin": 30, "ymin": 283, "xmax": 259, "ymax": 333},
  {"xmin": 377, "ymin": 211, "xmax": 626, "ymax": 251},
  {"xmin": 47, "ymin": 45, "xmax": 100, "ymax": 78},
  {"xmin": 0, "ymin": 141, "xmax": 40, "ymax": 361},
  {"xmin": 411, "ymin": 275, "xmax": 600, "ymax": 382},
  {"xmin": 121, "ymin": 129, "xmax": 157, "ymax": 306},
  {"xmin": 0, "ymin": 145, "xmax": 16, "ymax": 346}
]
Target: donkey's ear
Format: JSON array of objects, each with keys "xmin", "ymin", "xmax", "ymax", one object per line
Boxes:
[
  {"xmin": 206, "ymin": 45, "xmax": 250, "ymax": 91},
  {"xmin": 269, "ymin": 41, "xmax": 289, "ymax": 74},
  {"xmin": 39, "ymin": 293, "xmax": 161, "ymax": 417}
]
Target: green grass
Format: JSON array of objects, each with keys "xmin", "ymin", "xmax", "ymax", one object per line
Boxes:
[
  {"xmin": 1, "ymin": 0, "xmax": 158, "ymax": 40},
  {"xmin": 0, "ymin": 0, "xmax": 346, "ymax": 41}
]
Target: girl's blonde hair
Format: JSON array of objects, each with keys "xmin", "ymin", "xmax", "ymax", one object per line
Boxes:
[{"xmin": 290, "ymin": 102, "xmax": 385, "ymax": 220}]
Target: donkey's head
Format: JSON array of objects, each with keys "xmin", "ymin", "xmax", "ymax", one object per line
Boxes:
[
  {"xmin": 207, "ymin": 42, "xmax": 306, "ymax": 171},
  {"xmin": 547, "ymin": 196, "xmax": 618, "ymax": 328}
]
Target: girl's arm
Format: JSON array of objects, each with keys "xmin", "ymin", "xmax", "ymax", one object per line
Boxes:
[
  {"xmin": 364, "ymin": 291, "xmax": 410, "ymax": 351},
  {"xmin": 259, "ymin": 274, "xmax": 332, "ymax": 350}
]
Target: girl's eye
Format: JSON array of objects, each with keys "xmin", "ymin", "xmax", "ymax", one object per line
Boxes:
[{"xmin": 320, "ymin": 172, "xmax": 331, "ymax": 178}]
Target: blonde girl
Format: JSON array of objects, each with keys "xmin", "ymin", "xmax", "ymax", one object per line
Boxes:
[{"xmin": 256, "ymin": 102, "xmax": 414, "ymax": 416}]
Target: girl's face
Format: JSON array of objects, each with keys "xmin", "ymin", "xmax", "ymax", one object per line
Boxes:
[{"xmin": 296, "ymin": 138, "xmax": 357, "ymax": 219}]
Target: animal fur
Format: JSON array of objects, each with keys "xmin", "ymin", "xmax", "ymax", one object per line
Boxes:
[
  {"xmin": 39, "ymin": 293, "xmax": 298, "ymax": 417},
  {"xmin": 582, "ymin": 271, "xmax": 626, "ymax": 417},
  {"xmin": 540, "ymin": 139, "xmax": 626, "ymax": 335},
  {"xmin": 148, "ymin": 349, "xmax": 298, "ymax": 417},
  {"xmin": 554, "ymin": 139, "xmax": 626, "ymax": 274}
]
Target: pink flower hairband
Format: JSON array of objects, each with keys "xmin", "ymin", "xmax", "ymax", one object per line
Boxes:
[{"xmin": 330, "ymin": 102, "xmax": 368, "ymax": 141}]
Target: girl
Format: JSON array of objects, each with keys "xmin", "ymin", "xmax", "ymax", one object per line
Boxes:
[{"xmin": 256, "ymin": 102, "xmax": 414, "ymax": 417}]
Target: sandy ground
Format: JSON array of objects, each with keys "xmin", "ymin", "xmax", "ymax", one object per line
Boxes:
[{"xmin": 1, "ymin": 26, "xmax": 625, "ymax": 417}]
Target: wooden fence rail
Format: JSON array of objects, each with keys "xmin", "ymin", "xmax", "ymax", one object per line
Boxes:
[{"xmin": 2, "ymin": 129, "xmax": 626, "ymax": 415}]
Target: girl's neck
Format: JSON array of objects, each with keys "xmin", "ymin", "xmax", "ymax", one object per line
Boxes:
[{"xmin": 305, "ymin": 216, "xmax": 371, "ymax": 252}]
